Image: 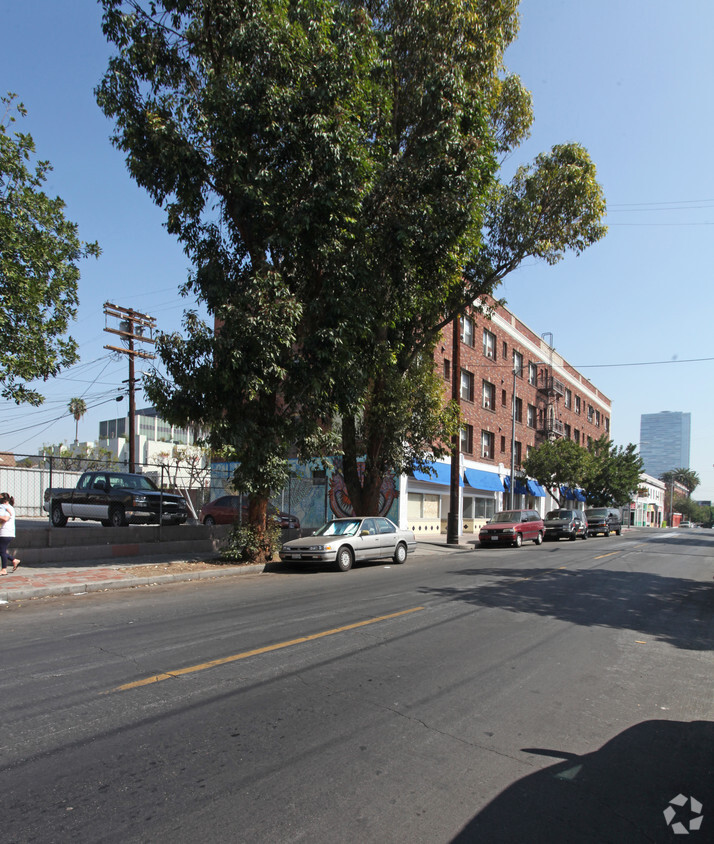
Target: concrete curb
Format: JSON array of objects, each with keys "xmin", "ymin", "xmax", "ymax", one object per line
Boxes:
[{"xmin": 0, "ymin": 563, "xmax": 267, "ymax": 603}]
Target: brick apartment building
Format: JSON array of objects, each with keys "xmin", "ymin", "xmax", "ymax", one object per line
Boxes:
[{"xmin": 401, "ymin": 300, "xmax": 612, "ymax": 537}]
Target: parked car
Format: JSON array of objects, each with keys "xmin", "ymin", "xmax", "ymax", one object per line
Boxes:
[
  {"xmin": 44, "ymin": 471, "xmax": 187, "ymax": 527},
  {"xmin": 478, "ymin": 509, "xmax": 544, "ymax": 548},
  {"xmin": 679, "ymin": 521, "xmax": 692, "ymax": 529},
  {"xmin": 543, "ymin": 509, "xmax": 588, "ymax": 541},
  {"xmin": 585, "ymin": 507, "xmax": 622, "ymax": 537},
  {"xmin": 199, "ymin": 495, "xmax": 300, "ymax": 530},
  {"xmin": 279, "ymin": 516, "xmax": 416, "ymax": 571}
]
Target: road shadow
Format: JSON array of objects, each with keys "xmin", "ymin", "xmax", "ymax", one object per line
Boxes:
[
  {"xmin": 451, "ymin": 719, "xmax": 714, "ymax": 843},
  {"xmin": 419, "ymin": 567, "xmax": 714, "ymax": 650}
]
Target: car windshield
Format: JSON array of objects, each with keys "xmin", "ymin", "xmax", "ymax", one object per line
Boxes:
[
  {"xmin": 546, "ymin": 510, "xmax": 574, "ymax": 520},
  {"xmin": 586, "ymin": 508, "xmax": 607, "ymax": 517},
  {"xmin": 110, "ymin": 474, "xmax": 159, "ymax": 491},
  {"xmin": 490, "ymin": 511, "xmax": 521, "ymax": 523},
  {"xmin": 315, "ymin": 519, "xmax": 360, "ymax": 537}
]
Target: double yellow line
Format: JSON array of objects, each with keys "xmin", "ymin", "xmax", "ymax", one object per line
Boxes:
[{"xmin": 110, "ymin": 606, "xmax": 425, "ymax": 693}]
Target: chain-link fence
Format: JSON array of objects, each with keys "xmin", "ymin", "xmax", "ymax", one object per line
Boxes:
[
  {"xmin": 0, "ymin": 453, "xmax": 213, "ymax": 520},
  {"xmin": 1, "ymin": 454, "xmax": 329, "ymax": 529}
]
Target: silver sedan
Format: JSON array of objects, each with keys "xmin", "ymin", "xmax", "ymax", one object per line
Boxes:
[{"xmin": 279, "ymin": 516, "xmax": 416, "ymax": 571}]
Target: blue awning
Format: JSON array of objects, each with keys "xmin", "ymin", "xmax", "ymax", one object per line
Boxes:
[
  {"xmin": 463, "ymin": 469, "xmax": 504, "ymax": 492},
  {"xmin": 527, "ymin": 480, "xmax": 547, "ymax": 497},
  {"xmin": 561, "ymin": 485, "xmax": 587, "ymax": 502},
  {"xmin": 411, "ymin": 461, "xmax": 462, "ymax": 487},
  {"xmin": 503, "ymin": 476, "xmax": 529, "ymax": 496}
]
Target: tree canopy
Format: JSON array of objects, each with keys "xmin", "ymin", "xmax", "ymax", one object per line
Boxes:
[
  {"xmin": 97, "ymin": 0, "xmax": 607, "ymax": 531},
  {"xmin": 522, "ymin": 434, "xmax": 643, "ymax": 507},
  {"xmin": 0, "ymin": 93, "xmax": 100, "ymax": 405},
  {"xmin": 661, "ymin": 468, "xmax": 700, "ymax": 498}
]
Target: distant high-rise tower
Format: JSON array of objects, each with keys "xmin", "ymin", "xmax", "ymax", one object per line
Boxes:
[{"xmin": 639, "ymin": 412, "xmax": 691, "ymax": 478}]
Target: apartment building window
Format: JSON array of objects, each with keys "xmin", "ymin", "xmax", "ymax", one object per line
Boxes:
[
  {"xmin": 605, "ymin": 417, "xmax": 610, "ymax": 432},
  {"xmin": 564, "ymin": 388, "xmax": 572, "ymax": 409},
  {"xmin": 502, "ymin": 340, "xmax": 508, "ymax": 359},
  {"xmin": 528, "ymin": 362, "xmax": 538, "ymax": 386},
  {"xmin": 460, "ymin": 425, "xmax": 474, "ymax": 454},
  {"xmin": 482, "ymin": 380, "xmax": 495, "ymax": 410},
  {"xmin": 526, "ymin": 445, "xmax": 534, "ymax": 460},
  {"xmin": 514, "ymin": 441, "xmax": 522, "ymax": 467},
  {"xmin": 513, "ymin": 350, "xmax": 523, "ymax": 377},
  {"xmin": 595, "ymin": 410, "xmax": 601, "ymax": 427},
  {"xmin": 460, "ymin": 369, "xmax": 475, "ymax": 402},
  {"xmin": 481, "ymin": 430, "xmax": 495, "ymax": 459},
  {"xmin": 483, "ymin": 329, "xmax": 496, "ymax": 359},
  {"xmin": 574, "ymin": 429, "xmax": 580, "ymax": 444},
  {"xmin": 587, "ymin": 404, "xmax": 594, "ymax": 423},
  {"xmin": 564, "ymin": 423, "xmax": 571, "ymax": 439},
  {"xmin": 514, "ymin": 396, "xmax": 523, "ymax": 423},
  {"xmin": 443, "ymin": 359, "xmax": 451, "ymax": 381},
  {"xmin": 500, "ymin": 435, "xmax": 506, "ymax": 453},
  {"xmin": 501, "ymin": 388, "xmax": 507, "ymax": 407},
  {"xmin": 527, "ymin": 404, "xmax": 537, "ymax": 428},
  {"xmin": 575, "ymin": 396, "xmax": 581, "ymax": 415},
  {"xmin": 460, "ymin": 315, "xmax": 474, "ymax": 347}
]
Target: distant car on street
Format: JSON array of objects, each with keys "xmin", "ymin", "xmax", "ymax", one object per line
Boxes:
[
  {"xmin": 199, "ymin": 495, "xmax": 300, "ymax": 530},
  {"xmin": 585, "ymin": 507, "xmax": 622, "ymax": 537},
  {"xmin": 543, "ymin": 509, "xmax": 588, "ymax": 541},
  {"xmin": 478, "ymin": 509, "xmax": 544, "ymax": 548},
  {"xmin": 679, "ymin": 521, "xmax": 692, "ymax": 529},
  {"xmin": 279, "ymin": 516, "xmax": 416, "ymax": 571}
]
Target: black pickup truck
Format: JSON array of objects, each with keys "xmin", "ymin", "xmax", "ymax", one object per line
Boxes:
[{"xmin": 44, "ymin": 471, "xmax": 188, "ymax": 527}]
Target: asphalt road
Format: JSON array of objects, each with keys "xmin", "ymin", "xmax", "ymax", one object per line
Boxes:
[{"xmin": 1, "ymin": 530, "xmax": 712, "ymax": 843}]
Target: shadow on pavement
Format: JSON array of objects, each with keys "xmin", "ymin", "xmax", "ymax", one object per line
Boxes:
[
  {"xmin": 419, "ymin": 567, "xmax": 714, "ymax": 650},
  {"xmin": 451, "ymin": 719, "xmax": 714, "ymax": 843}
]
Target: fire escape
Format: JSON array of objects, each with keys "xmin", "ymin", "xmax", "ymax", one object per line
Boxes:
[{"xmin": 537, "ymin": 334, "xmax": 565, "ymax": 441}]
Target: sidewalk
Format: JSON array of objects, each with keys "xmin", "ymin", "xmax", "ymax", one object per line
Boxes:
[{"xmin": 0, "ymin": 535, "xmax": 468, "ymax": 604}]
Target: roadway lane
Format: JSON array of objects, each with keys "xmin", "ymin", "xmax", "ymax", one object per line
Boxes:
[{"xmin": 0, "ymin": 529, "xmax": 712, "ymax": 842}]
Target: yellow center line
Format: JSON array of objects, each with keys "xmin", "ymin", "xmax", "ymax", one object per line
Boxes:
[
  {"xmin": 593, "ymin": 552, "xmax": 620, "ymax": 560},
  {"xmin": 110, "ymin": 606, "xmax": 425, "ymax": 693}
]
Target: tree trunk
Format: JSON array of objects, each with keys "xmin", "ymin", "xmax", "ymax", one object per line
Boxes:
[
  {"xmin": 341, "ymin": 415, "xmax": 384, "ymax": 516},
  {"xmin": 248, "ymin": 494, "xmax": 271, "ymax": 564}
]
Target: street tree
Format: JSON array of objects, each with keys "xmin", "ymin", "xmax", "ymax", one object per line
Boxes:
[
  {"xmin": 582, "ymin": 434, "xmax": 643, "ymax": 507},
  {"xmin": 97, "ymin": 1, "xmax": 607, "ymax": 545},
  {"xmin": 68, "ymin": 397, "xmax": 87, "ymax": 443},
  {"xmin": 661, "ymin": 468, "xmax": 700, "ymax": 499},
  {"xmin": 0, "ymin": 93, "xmax": 100, "ymax": 405},
  {"xmin": 521, "ymin": 437, "xmax": 589, "ymax": 503}
]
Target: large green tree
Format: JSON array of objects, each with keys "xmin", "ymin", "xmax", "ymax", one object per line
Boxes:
[
  {"xmin": 521, "ymin": 437, "xmax": 588, "ymax": 504},
  {"xmin": 0, "ymin": 93, "xmax": 100, "ymax": 405},
  {"xmin": 661, "ymin": 468, "xmax": 700, "ymax": 498},
  {"xmin": 582, "ymin": 434, "xmax": 643, "ymax": 507},
  {"xmin": 97, "ymin": 0, "xmax": 606, "ymax": 537}
]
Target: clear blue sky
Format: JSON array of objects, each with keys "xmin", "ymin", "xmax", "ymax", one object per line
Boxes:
[{"xmin": 2, "ymin": 1, "xmax": 713, "ymax": 500}]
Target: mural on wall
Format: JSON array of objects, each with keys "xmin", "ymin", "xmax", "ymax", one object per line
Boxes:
[
  {"xmin": 328, "ymin": 458, "xmax": 399, "ymax": 520},
  {"xmin": 209, "ymin": 458, "xmax": 400, "ymax": 528}
]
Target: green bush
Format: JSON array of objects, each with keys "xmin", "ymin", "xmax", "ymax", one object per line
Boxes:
[{"xmin": 218, "ymin": 522, "xmax": 281, "ymax": 563}]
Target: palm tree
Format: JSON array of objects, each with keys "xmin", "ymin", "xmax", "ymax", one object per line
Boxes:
[
  {"xmin": 68, "ymin": 397, "xmax": 87, "ymax": 443},
  {"xmin": 667, "ymin": 468, "xmax": 700, "ymax": 498}
]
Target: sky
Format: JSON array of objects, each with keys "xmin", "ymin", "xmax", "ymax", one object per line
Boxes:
[{"xmin": 1, "ymin": 1, "xmax": 713, "ymax": 500}]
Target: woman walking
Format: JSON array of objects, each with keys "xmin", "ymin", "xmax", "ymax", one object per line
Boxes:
[{"xmin": 0, "ymin": 492, "xmax": 20, "ymax": 575}]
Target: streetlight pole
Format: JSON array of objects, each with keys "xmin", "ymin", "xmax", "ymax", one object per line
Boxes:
[
  {"xmin": 447, "ymin": 317, "xmax": 461, "ymax": 545},
  {"xmin": 509, "ymin": 368, "xmax": 516, "ymax": 508}
]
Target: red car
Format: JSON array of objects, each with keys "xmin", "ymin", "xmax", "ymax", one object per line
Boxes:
[
  {"xmin": 199, "ymin": 495, "xmax": 300, "ymax": 529},
  {"xmin": 478, "ymin": 509, "xmax": 544, "ymax": 548}
]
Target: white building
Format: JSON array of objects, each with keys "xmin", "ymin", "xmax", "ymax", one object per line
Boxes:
[{"xmin": 629, "ymin": 473, "xmax": 665, "ymax": 527}]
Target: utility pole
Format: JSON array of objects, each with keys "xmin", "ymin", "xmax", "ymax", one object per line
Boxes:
[
  {"xmin": 103, "ymin": 303, "xmax": 156, "ymax": 472},
  {"xmin": 447, "ymin": 316, "xmax": 461, "ymax": 545}
]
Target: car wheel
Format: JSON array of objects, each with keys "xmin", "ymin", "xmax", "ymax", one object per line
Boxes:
[
  {"xmin": 603, "ymin": 529, "xmax": 609, "ymax": 536},
  {"xmin": 50, "ymin": 503, "xmax": 68, "ymax": 528},
  {"xmin": 581, "ymin": 530, "xmax": 588, "ymax": 539},
  {"xmin": 615, "ymin": 527, "xmax": 622, "ymax": 535},
  {"xmin": 393, "ymin": 542, "xmax": 408, "ymax": 564},
  {"xmin": 108, "ymin": 506, "xmax": 127, "ymax": 528},
  {"xmin": 203, "ymin": 515, "xmax": 216, "ymax": 526},
  {"xmin": 514, "ymin": 533, "xmax": 523, "ymax": 548},
  {"xmin": 569, "ymin": 530, "xmax": 577, "ymax": 541},
  {"xmin": 534, "ymin": 531, "xmax": 543, "ymax": 546},
  {"xmin": 336, "ymin": 545, "xmax": 353, "ymax": 572}
]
